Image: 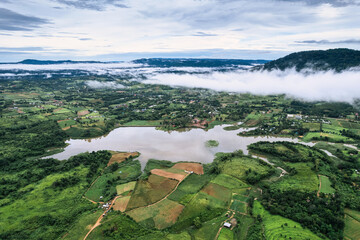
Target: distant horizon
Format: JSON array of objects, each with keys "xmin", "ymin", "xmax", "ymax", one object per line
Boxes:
[{"xmin": 2, "ymin": 1, "xmax": 360, "ymax": 61}]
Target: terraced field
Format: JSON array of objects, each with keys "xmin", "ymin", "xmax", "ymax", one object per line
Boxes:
[
  {"xmin": 272, "ymin": 162, "xmax": 319, "ymax": 192},
  {"xmin": 344, "ymin": 209, "xmax": 360, "ymax": 240},
  {"xmin": 253, "ymin": 201, "xmax": 322, "ymax": 240}
]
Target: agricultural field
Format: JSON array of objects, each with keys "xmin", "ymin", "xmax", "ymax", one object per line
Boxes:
[
  {"xmin": 122, "ymin": 120, "xmax": 163, "ymax": 126},
  {"xmin": 230, "ymin": 200, "xmax": 247, "ymax": 214},
  {"xmin": 151, "ymin": 168, "xmax": 188, "ymax": 181},
  {"xmin": 302, "ymin": 122, "xmax": 321, "ymax": 131},
  {"xmin": 201, "ymin": 183, "xmax": 232, "ymax": 204},
  {"xmin": 116, "ymin": 181, "xmax": 137, "ymax": 195},
  {"xmin": 113, "ymin": 196, "xmax": 131, "ymax": 212},
  {"xmin": 172, "ymin": 162, "xmax": 204, "ymax": 175},
  {"xmin": 126, "ymin": 174, "xmax": 178, "ymax": 210},
  {"xmin": 191, "ymin": 214, "xmax": 228, "ymax": 240},
  {"xmin": 234, "ymin": 215, "xmax": 254, "ymax": 240},
  {"xmin": 84, "ymin": 160, "xmax": 141, "ymax": 202},
  {"xmin": 319, "ymin": 175, "xmax": 335, "ymax": 194},
  {"xmin": 218, "ymin": 155, "xmax": 274, "ymax": 181},
  {"xmin": 218, "ymin": 228, "xmax": 234, "ymax": 240},
  {"xmin": 126, "ymin": 199, "xmax": 185, "ymax": 229},
  {"xmin": 344, "ymin": 209, "xmax": 360, "ymax": 240},
  {"xmin": 177, "ymin": 191, "xmax": 229, "ymax": 222},
  {"xmin": 211, "ymin": 174, "xmax": 249, "ymax": 189},
  {"xmin": 107, "ymin": 151, "xmax": 139, "ymax": 166},
  {"xmin": 252, "ymin": 201, "xmax": 322, "ymax": 240},
  {"xmin": 272, "ymin": 162, "xmax": 319, "ymax": 192},
  {"xmin": 168, "ymin": 173, "xmax": 212, "ymax": 203},
  {"xmin": 303, "ymin": 132, "xmax": 353, "ymax": 142}
]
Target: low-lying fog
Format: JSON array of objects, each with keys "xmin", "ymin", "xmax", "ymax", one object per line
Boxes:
[
  {"xmin": 145, "ymin": 69, "xmax": 360, "ymax": 103},
  {"xmin": 1, "ymin": 62, "xmax": 359, "ymax": 103}
]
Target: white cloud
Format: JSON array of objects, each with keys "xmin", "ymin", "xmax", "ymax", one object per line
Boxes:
[
  {"xmin": 144, "ymin": 69, "xmax": 360, "ymax": 103},
  {"xmin": 1, "ymin": 0, "xmax": 360, "ymax": 60},
  {"xmin": 85, "ymin": 80, "xmax": 124, "ymax": 89}
]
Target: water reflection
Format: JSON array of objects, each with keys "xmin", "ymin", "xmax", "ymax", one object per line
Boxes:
[{"xmin": 47, "ymin": 125, "xmax": 314, "ymax": 167}]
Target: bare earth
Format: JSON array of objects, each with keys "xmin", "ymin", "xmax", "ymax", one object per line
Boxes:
[
  {"xmin": 172, "ymin": 162, "xmax": 204, "ymax": 175},
  {"xmin": 151, "ymin": 169, "xmax": 187, "ymax": 181}
]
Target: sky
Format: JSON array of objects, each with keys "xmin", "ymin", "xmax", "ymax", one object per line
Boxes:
[{"xmin": 1, "ymin": 0, "xmax": 360, "ymax": 61}]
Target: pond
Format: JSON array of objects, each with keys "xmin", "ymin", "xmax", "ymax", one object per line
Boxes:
[{"xmin": 47, "ymin": 125, "xmax": 314, "ymax": 167}]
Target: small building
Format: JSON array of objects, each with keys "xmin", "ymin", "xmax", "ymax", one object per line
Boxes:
[{"xmin": 224, "ymin": 222, "xmax": 232, "ymax": 228}]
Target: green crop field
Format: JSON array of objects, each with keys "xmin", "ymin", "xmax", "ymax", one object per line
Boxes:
[
  {"xmin": 319, "ymin": 175, "xmax": 335, "ymax": 194},
  {"xmin": 166, "ymin": 231, "xmax": 191, "ymax": 240},
  {"xmin": 230, "ymin": 200, "xmax": 247, "ymax": 213},
  {"xmin": 116, "ymin": 181, "xmax": 137, "ymax": 195},
  {"xmin": 219, "ymin": 156, "xmax": 273, "ymax": 181},
  {"xmin": 303, "ymin": 122, "xmax": 321, "ymax": 131},
  {"xmin": 234, "ymin": 215, "xmax": 254, "ymax": 240},
  {"xmin": 218, "ymin": 228, "xmax": 234, "ymax": 240},
  {"xmin": 191, "ymin": 214, "xmax": 228, "ymax": 240},
  {"xmin": 58, "ymin": 119, "xmax": 76, "ymax": 128},
  {"xmin": 211, "ymin": 174, "xmax": 249, "ymax": 189},
  {"xmin": 233, "ymin": 194, "xmax": 249, "ymax": 202},
  {"xmin": 168, "ymin": 174, "xmax": 212, "ymax": 203},
  {"xmin": 344, "ymin": 211, "xmax": 360, "ymax": 240},
  {"xmin": 272, "ymin": 162, "xmax": 318, "ymax": 192},
  {"xmin": 201, "ymin": 183, "xmax": 232, "ymax": 204},
  {"xmin": 127, "ymin": 199, "xmax": 184, "ymax": 229},
  {"xmin": 178, "ymin": 192, "xmax": 228, "ymax": 221},
  {"xmin": 303, "ymin": 132, "xmax": 353, "ymax": 142},
  {"xmin": 253, "ymin": 201, "xmax": 322, "ymax": 240},
  {"xmin": 345, "ymin": 209, "xmax": 360, "ymax": 222},
  {"xmin": 126, "ymin": 175, "xmax": 178, "ymax": 210},
  {"xmin": 85, "ymin": 161, "xmax": 141, "ymax": 202}
]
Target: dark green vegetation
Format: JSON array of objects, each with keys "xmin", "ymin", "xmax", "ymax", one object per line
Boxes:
[
  {"xmin": 250, "ymin": 141, "xmax": 360, "ymax": 240},
  {"xmin": 0, "ymin": 151, "xmax": 111, "ymax": 239},
  {"xmin": 261, "ymin": 48, "xmax": 360, "ymax": 72}
]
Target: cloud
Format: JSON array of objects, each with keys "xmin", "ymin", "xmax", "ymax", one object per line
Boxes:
[
  {"xmin": 55, "ymin": 0, "xmax": 128, "ymax": 11},
  {"xmin": 0, "ymin": 47, "xmax": 45, "ymax": 51},
  {"xmin": 0, "ymin": 8, "xmax": 50, "ymax": 31},
  {"xmin": 278, "ymin": 0, "xmax": 360, "ymax": 7},
  {"xmin": 85, "ymin": 80, "xmax": 125, "ymax": 89},
  {"xmin": 144, "ymin": 69, "xmax": 360, "ymax": 103},
  {"xmin": 79, "ymin": 38, "xmax": 92, "ymax": 41},
  {"xmin": 192, "ymin": 32, "xmax": 218, "ymax": 37},
  {"xmin": 296, "ymin": 39, "xmax": 360, "ymax": 44}
]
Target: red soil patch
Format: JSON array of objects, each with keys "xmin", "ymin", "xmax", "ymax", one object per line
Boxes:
[
  {"xmin": 62, "ymin": 126, "xmax": 71, "ymax": 131},
  {"xmin": 107, "ymin": 152, "xmax": 139, "ymax": 166},
  {"xmin": 172, "ymin": 163, "xmax": 204, "ymax": 175},
  {"xmin": 151, "ymin": 169, "xmax": 186, "ymax": 181},
  {"xmin": 77, "ymin": 110, "xmax": 90, "ymax": 116}
]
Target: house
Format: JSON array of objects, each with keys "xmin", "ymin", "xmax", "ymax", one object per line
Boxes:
[{"xmin": 224, "ymin": 222, "xmax": 232, "ymax": 228}]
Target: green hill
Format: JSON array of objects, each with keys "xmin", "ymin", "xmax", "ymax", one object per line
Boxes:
[{"xmin": 261, "ymin": 48, "xmax": 360, "ymax": 72}]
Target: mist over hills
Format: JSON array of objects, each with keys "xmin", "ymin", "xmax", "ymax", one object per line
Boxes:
[{"xmin": 260, "ymin": 48, "xmax": 360, "ymax": 72}]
